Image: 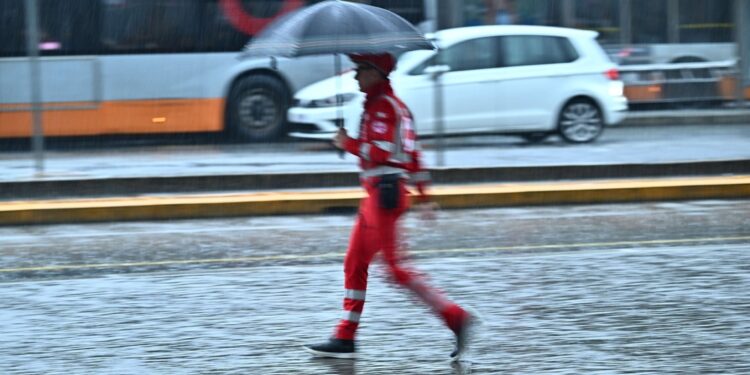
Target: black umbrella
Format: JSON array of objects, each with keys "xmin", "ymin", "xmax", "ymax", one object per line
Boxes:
[
  {"xmin": 241, "ymin": 0, "xmax": 434, "ymax": 58},
  {"xmin": 241, "ymin": 1, "xmax": 434, "ymax": 156}
]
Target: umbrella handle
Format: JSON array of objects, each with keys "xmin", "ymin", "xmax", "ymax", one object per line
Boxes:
[
  {"xmin": 335, "ymin": 53, "xmax": 345, "ymax": 159},
  {"xmin": 336, "ymin": 121, "xmax": 345, "ymax": 159}
]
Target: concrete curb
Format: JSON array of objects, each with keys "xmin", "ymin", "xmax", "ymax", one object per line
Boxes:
[
  {"xmin": 622, "ymin": 110, "xmax": 750, "ymax": 126},
  {"xmin": 2, "ymin": 160, "xmax": 749, "ymax": 200},
  {"xmin": 2, "ymin": 176, "xmax": 749, "ymax": 226}
]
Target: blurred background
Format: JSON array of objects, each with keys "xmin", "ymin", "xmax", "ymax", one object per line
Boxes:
[{"xmin": 0, "ymin": 0, "xmax": 748, "ymax": 175}]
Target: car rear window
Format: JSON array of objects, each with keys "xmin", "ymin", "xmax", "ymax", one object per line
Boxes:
[{"xmin": 500, "ymin": 35, "xmax": 579, "ymax": 67}]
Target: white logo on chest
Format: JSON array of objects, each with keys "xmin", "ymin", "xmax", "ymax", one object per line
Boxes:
[{"xmin": 372, "ymin": 121, "xmax": 388, "ymax": 134}]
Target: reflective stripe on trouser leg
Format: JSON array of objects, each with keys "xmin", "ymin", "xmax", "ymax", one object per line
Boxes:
[
  {"xmin": 336, "ymin": 204, "xmax": 378, "ymax": 341},
  {"xmin": 335, "ymin": 289, "xmax": 366, "ymax": 340},
  {"xmin": 342, "ymin": 310, "xmax": 361, "ymax": 323},
  {"xmin": 345, "ymin": 289, "xmax": 366, "ymax": 300}
]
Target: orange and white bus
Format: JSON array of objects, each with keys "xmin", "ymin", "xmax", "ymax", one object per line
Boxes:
[{"xmin": 0, "ymin": 0, "xmax": 426, "ymax": 141}]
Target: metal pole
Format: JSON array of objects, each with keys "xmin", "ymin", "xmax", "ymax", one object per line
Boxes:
[
  {"xmin": 424, "ymin": 0, "xmax": 438, "ymax": 32},
  {"xmin": 335, "ymin": 53, "xmax": 345, "ymax": 158},
  {"xmin": 24, "ymin": 0, "xmax": 44, "ymax": 174},
  {"xmin": 429, "ymin": 0, "xmax": 446, "ymax": 166},
  {"xmin": 434, "ymin": 70, "xmax": 444, "ymax": 167},
  {"xmin": 620, "ymin": 0, "xmax": 632, "ymax": 45},
  {"xmin": 561, "ymin": 0, "xmax": 574, "ymax": 28},
  {"xmin": 427, "ymin": 64, "xmax": 449, "ymax": 167},
  {"xmin": 667, "ymin": 0, "xmax": 680, "ymax": 43},
  {"xmin": 735, "ymin": 0, "xmax": 748, "ymax": 106},
  {"xmin": 436, "ymin": 0, "xmax": 463, "ymax": 29}
]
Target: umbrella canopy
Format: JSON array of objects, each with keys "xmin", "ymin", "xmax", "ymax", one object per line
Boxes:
[{"xmin": 242, "ymin": 0, "xmax": 434, "ymax": 58}]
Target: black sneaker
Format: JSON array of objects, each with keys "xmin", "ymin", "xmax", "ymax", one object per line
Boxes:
[
  {"xmin": 450, "ymin": 308, "xmax": 480, "ymax": 362},
  {"xmin": 303, "ymin": 338, "xmax": 357, "ymax": 359}
]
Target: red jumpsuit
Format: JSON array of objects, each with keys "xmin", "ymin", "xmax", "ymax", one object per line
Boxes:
[{"xmin": 334, "ymin": 79, "xmax": 467, "ymax": 341}]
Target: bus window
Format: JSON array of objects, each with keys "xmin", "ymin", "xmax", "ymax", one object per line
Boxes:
[
  {"xmin": 631, "ymin": 0, "xmax": 667, "ymax": 43},
  {"xmin": 679, "ymin": 0, "xmax": 732, "ymax": 43},
  {"xmin": 37, "ymin": 0, "xmax": 99, "ymax": 56},
  {"xmin": 100, "ymin": 0, "xmax": 201, "ymax": 53},
  {"xmin": 0, "ymin": 1, "xmax": 25, "ymax": 57},
  {"xmin": 0, "ymin": 0, "xmax": 98, "ymax": 57},
  {"xmin": 198, "ymin": 0, "xmax": 307, "ymax": 52},
  {"xmin": 199, "ymin": 0, "xmax": 245, "ymax": 52}
]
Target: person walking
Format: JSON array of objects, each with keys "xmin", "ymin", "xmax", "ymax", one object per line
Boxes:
[{"xmin": 303, "ymin": 53, "xmax": 477, "ymax": 361}]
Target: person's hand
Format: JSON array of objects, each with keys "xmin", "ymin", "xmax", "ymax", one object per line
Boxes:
[
  {"xmin": 415, "ymin": 201, "xmax": 439, "ymax": 221},
  {"xmin": 333, "ymin": 128, "xmax": 348, "ymax": 150}
]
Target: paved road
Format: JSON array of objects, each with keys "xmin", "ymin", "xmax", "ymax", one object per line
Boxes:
[
  {"xmin": 1, "ymin": 123, "xmax": 749, "ymax": 183},
  {"xmin": 1, "ymin": 200, "xmax": 749, "ymax": 374}
]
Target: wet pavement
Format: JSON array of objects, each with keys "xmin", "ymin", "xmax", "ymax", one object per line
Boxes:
[
  {"xmin": 2, "ymin": 243, "xmax": 749, "ymax": 374},
  {"xmin": 1, "ymin": 123, "xmax": 749, "ymax": 182},
  {"xmin": 1, "ymin": 201, "xmax": 749, "ymax": 374}
]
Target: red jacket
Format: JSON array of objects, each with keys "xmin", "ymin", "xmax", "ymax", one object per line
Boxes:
[{"xmin": 344, "ymin": 80, "xmax": 430, "ymax": 202}]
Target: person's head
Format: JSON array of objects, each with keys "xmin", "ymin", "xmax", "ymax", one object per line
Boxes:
[{"xmin": 349, "ymin": 53, "xmax": 396, "ymax": 92}]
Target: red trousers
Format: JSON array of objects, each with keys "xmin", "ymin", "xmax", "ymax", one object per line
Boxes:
[{"xmin": 334, "ymin": 178, "xmax": 467, "ymax": 340}]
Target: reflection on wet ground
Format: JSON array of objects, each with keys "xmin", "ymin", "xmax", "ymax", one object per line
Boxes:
[
  {"xmin": 2, "ymin": 124, "xmax": 750, "ymax": 182},
  {"xmin": 2, "ymin": 243, "xmax": 749, "ymax": 374},
  {"xmin": 1, "ymin": 201, "xmax": 748, "ymax": 373}
]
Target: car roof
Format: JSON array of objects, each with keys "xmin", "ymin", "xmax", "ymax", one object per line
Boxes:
[{"xmin": 430, "ymin": 25, "xmax": 599, "ymax": 45}]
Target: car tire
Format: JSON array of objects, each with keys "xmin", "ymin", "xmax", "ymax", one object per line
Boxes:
[
  {"xmin": 557, "ymin": 98, "xmax": 604, "ymax": 144},
  {"xmin": 226, "ymin": 74, "xmax": 290, "ymax": 142},
  {"xmin": 520, "ymin": 132, "xmax": 550, "ymax": 143}
]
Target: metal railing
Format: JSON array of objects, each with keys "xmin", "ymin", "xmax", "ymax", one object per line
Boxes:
[{"xmin": 619, "ymin": 60, "xmax": 745, "ymax": 105}]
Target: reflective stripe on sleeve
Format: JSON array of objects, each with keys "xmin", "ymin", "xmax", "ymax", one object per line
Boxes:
[
  {"xmin": 380, "ymin": 94, "xmax": 413, "ymax": 163},
  {"xmin": 359, "ymin": 143, "xmax": 371, "ymax": 161},
  {"xmin": 373, "ymin": 140, "xmax": 395, "ymax": 153},
  {"xmin": 344, "ymin": 289, "xmax": 366, "ymax": 300},
  {"xmin": 342, "ymin": 310, "xmax": 361, "ymax": 323},
  {"xmin": 388, "ymin": 153, "xmax": 411, "ymax": 164}
]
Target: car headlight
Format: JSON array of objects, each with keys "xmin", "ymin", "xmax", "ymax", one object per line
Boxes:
[{"xmin": 299, "ymin": 93, "xmax": 358, "ymax": 108}]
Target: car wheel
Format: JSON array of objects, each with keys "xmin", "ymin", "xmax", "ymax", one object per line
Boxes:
[
  {"xmin": 226, "ymin": 74, "xmax": 290, "ymax": 142},
  {"xmin": 557, "ymin": 98, "xmax": 604, "ymax": 144},
  {"xmin": 520, "ymin": 132, "xmax": 550, "ymax": 143}
]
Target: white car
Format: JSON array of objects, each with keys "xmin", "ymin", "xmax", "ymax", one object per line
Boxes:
[{"xmin": 288, "ymin": 25, "xmax": 628, "ymax": 144}]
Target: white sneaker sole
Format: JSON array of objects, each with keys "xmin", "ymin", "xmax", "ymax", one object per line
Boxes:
[{"xmin": 302, "ymin": 345, "xmax": 357, "ymax": 360}]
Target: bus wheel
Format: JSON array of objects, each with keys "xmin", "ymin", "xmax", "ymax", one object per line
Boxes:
[
  {"xmin": 227, "ymin": 75, "xmax": 290, "ymax": 142},
  {"xmin": 557, "ymin": 98, "xmax": 604, "ymax": 144}
]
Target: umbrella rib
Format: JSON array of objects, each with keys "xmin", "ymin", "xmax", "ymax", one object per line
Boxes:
[
  {"xmin": 242, "ymin": 0, "xmax": 434, "ymax": 57},
  {"xmin": 252, "ymin": 35, "xmax": 428, "ymax": 48}
]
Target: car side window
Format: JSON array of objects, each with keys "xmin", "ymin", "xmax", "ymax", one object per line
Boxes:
[
  {"xmin": 500, "ymin": 35, "xmax": 579, "ymax": 67},
  {"xmin": 410, "ymin": 36, "xmax": 499, "ymax": 74}
]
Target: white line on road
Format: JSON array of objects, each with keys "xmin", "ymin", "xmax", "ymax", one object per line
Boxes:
[{"xmin": 1, "ymin": 235, "xmax": 749, "ymax": 274}]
